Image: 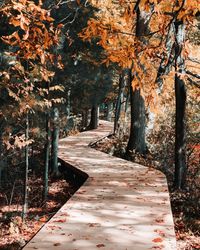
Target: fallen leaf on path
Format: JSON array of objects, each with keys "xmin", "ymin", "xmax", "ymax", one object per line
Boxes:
[
  {"xmin": 155, "ymin": 218, "xmax": 164, "ymax": 223},
  {"xmin": 152, "ymin": 237, "xmax": 163, "ymax": 243},
  {"xmin": 54, "ymin": 243, "xmax": 61, "ymax": 246},
  {"xmin": 53, "ymin": 219, "xmax": 66, "ymax": 223},
  {"xmin": 96, "ymin": 243, "xmax": 105, "ymax": 248}
]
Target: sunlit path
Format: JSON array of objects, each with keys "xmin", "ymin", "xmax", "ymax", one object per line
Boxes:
[{"xmin": 23, "ymin": 120, "xmax": 176, "ymax": 250}]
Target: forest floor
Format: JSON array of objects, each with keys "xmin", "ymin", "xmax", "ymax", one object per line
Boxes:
[
  {"xmin": 92, "ymin": 135, "xmax": 200, "ymax": 250},
  {"xmin": 0, "ymin": 162, "xmax": 79, "ymax": 250}
]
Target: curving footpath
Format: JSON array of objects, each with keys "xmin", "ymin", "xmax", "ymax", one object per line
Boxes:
[{"xmin": 23, "ymin": 120, "xmax": 176, "ymax": 250}]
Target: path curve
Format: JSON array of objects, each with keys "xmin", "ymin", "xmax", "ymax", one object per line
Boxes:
[{"xmin": 23, "ymin": 120, "xmax": 176, "ymax": 250}]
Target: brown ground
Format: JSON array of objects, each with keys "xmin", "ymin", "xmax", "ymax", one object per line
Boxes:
[{"xmin": 0, "ymin": 165, "xmax": 78, "ymax": 250}]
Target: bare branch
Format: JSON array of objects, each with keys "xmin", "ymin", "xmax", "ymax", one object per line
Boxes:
[
  {"xmin": 187, "ymin": 77, "xmax": 200, "ymax": 88},
  {"xmin": 186, "ymin": 70, "xmax": 200, "ymax": 79}
]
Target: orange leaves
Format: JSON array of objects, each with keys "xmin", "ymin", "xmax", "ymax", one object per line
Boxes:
[
  {"xmin": 1, "ymin": 0, "xmax": 59, "ymax": 67},
  {"xmin": 177, "ymin": 0, "xmax": 200, "ymax": 21},
  {"xmin": 5, "ymin": 134, "xmax": 34, "ymax": 150},
  {"xmin": 1, "ymin": 31, "xmax": 20, "ymax": 46}
]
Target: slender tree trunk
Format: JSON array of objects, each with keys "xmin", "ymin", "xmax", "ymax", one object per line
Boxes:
[
  {"xmin": 106, "ymin": 103, "xmax": 113, "ymax": 122},
  {"xmin": 114, "ymin": 70, "xmax": 129, "ymax": 135},
  {"xmin": 114, "ymin": 74, "xmax": 123, "ymax": 133},
  {"xmin": 51, "ymin": 106, "xmax": 59, "ymax": 177},
  {"xmin": 174, "ymin": 21, "xmax": 187, "ymax": 189},
  {"xmin": 89, "ymin": 105, "xmax": 99, "ymax": 129},
  {"xmin": 66, "ymin": 88, "xmax": 71, "ymax": 118},
  {"xmin": 44, "ymin": 111, "xmax": 51, "ymax": 201},
  {"xmin": 22, "ymin": 112, "xmax": 29, "ymax": 221}
]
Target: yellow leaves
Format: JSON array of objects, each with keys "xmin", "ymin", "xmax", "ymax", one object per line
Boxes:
[
  {"xmin": 30, "ymin": 66, "xmax": 55, "ymax": 82},
  {"xmin": 49, "ymin": 85, "xmax": 65, "ymax": 92},
  {"xmin": 9, "ymin": 135, "xmax": 34, "ymax": 150},
  {"xmin": 11, "ymin": 1, "xmax": 24, "ymax": 11}
]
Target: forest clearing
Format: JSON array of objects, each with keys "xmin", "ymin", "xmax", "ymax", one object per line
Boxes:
[{"xmin": 0, "ymin": 0, "xmax": 199, "ymax": 249}]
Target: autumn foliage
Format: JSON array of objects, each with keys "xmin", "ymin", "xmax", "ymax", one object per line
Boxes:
[{"xmin": 80, "ymin": 0, "xmax": 200, "ymax": 101}]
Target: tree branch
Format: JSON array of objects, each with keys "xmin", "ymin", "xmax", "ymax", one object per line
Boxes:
[
  {"xmin": 187, "ymin": 77, "xmax": 200, "ymax": 89},
  {"xmin": 186, "ymin": 70, "xmax": 200, "ymax": 79}
]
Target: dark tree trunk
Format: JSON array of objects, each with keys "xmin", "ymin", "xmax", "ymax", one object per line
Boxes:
[
  {"xmin": 89, "ymin": 105, "xmax": 99, "ymax": 129},
  {"xmin": 174, "ymin": 20, "xmax": 187, "ymax": 189},
  {"xmin": 126, "ymin": 3, "xmax": 148, "ymax": 155},
  {"xmin": 174, "ymin": 75, "xmax": 187, "ymax": 189},
  {"xmin": 44, "ymin": 111, "xmax": 51, "ymax": 201},
  {"xmin": 127, "ymin": 86, "xmax": 147, "ymax": 155},
  {"xmin": 51, "ymin": 107, "xmax": 59, "ymax": 177},
  {"xmin": 22, "ymin": 112, "xmax": 29, "ymax": 220},
  {"xmin": 82, "ymin": 109, "xmax": 89, "ymax": 128}
]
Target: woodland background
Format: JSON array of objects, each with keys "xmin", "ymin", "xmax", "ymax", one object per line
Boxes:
[{"xmin": 0, "ymin": 0, "xmax": 199, "ymax": 249}]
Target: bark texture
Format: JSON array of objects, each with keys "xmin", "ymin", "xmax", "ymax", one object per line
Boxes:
[
  {"xmin": 114, "ymin": 69, "xmax": 129, "ymax": 136},
  {"xmin": 126, "ymin": 4, "xmax": 148, "ymax": 155},
  {"xmin": 51, "ymin": 107, "xmax": 60, "ymax": 177},
  {"xmin": 89, "ymin": 105, "xmax": 99, "ymax": 129},
  {"xmin": 44, "ymin": 111, "xmax": 51, "ymax": 200},
  {"xmin": 22, "ymin": 112, "xmax": 29, "ymax": 220},
  {"xmin": 174, "ymin": 21, "xmax": 187, "ymax": 189},
  {"xmin": 127, "ymin": 86, "xmax": 147, "ymax": 154}
]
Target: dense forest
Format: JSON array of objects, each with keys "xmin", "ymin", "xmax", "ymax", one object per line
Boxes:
[{"xmin": 0, "ymin": 0, "xmax": 199, "ymax": 249}]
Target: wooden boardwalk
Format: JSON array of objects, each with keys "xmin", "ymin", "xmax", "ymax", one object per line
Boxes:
[{"xmin": 23, "ymin": 121, "xmax": 176, "ymax": 250}]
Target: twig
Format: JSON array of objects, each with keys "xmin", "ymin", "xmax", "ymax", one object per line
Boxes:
[{"xmin": 9, "ymin": 180, "xmax": 16, "ymax": 206}]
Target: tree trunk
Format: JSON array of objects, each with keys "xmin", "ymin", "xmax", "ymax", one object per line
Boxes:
[
  {"xmin": 89, "ymin": 105, "xmax": 99, "ymax": 129},
  {"xmin": 126, "ymin": 3, "xmax": 148, "ymax": 155},
  {"xmin": 114, "ymin": 74, "xmax": 122, "ymax": 133},
  {"xmin": 51, "ymin": 107, "xmax": 60, "ymax": 177},
  {"xmin": 174, "ymin": 21, "xmax": 187, "ymax": 189},
  {"xmin": 126, "ymin": 86, "xmax": 147, "ymax": 155},
  {"xmin": 114, "ymin": 69, "xmax": 129, "ymax": 135},
  {"xmin": 22, "ymin": 112, "xmax": 29, "ymax": 221},
  {"xmin": 66, "ymin": 88, "xmax": 71, "ymax": 118},
  {"xmin": 44, "ymin": 111, "xmax": 51, "ymax": 201},
  {"xmin": 82, "ymin": 109, "xmax": 89, "ymax": 128},
  {"xmin": 106, "ymin": 103, "xmax": 113, "ymax": 122},
  {"xmin": 174, "ymin": 75, "xmax": 186, "ymax": 189}
]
